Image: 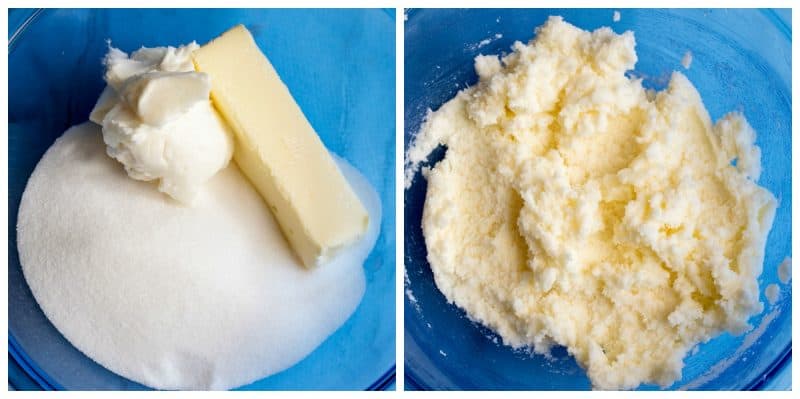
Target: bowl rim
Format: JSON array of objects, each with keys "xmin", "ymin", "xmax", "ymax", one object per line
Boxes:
[{"xmin": 10, "ymin": 331, "xmax": 397, "ymax": 390}]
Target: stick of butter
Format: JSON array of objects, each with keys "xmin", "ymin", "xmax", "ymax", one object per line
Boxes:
[{"xmin": 193, "ymin": 25, "xmax": 369, "ymax": 268}]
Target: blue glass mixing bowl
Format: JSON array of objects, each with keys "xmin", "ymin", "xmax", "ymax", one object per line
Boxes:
[
  {"xmin": 404, "ymin": 8, "xmax": 791, "ymax": 390},
  {"xmin": 8, "ymin": 8, "xmax": 395, "ymax": 390}
]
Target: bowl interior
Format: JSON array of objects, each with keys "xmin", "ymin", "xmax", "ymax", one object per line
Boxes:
[
  {"xmin": 404, "ymin": 8, "xmax": 791, "ymax": 390},
  {"xmin": 9, "ymin": 8, "xmax": 396, "ymax": 390}
]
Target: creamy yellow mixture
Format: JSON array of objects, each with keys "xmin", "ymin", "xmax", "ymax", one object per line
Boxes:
[{"xmin": 407, "ymin": 17, "xmax": 777, "ymax": 389}]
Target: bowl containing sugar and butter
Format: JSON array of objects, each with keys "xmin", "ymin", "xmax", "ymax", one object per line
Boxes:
[{"xmin": 9, "ymin": 8, "xmax": 396, "ymax": 390}]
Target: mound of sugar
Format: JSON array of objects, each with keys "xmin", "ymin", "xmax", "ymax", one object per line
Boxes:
[{"xmin": 17, "ymin": 123, "xmax": 380, "ymax": 390}]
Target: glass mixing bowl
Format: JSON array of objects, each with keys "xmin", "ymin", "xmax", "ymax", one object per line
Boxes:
[
  {"xmin": 404, "ymin": 8, "xmax": 791, "ymax": 390},
  {"xmin": 8, "ymin": 8, "xmax": 396, "ymax": 390}
]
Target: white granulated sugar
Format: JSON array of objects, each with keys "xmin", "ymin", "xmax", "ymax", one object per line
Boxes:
[
  {"xmin": 404, "ymin": 269, "xmax": 422, "ymax": 314},
  {"xmin": 17, "ymin": 123, "xmax": 381, "ymax": 390}
]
